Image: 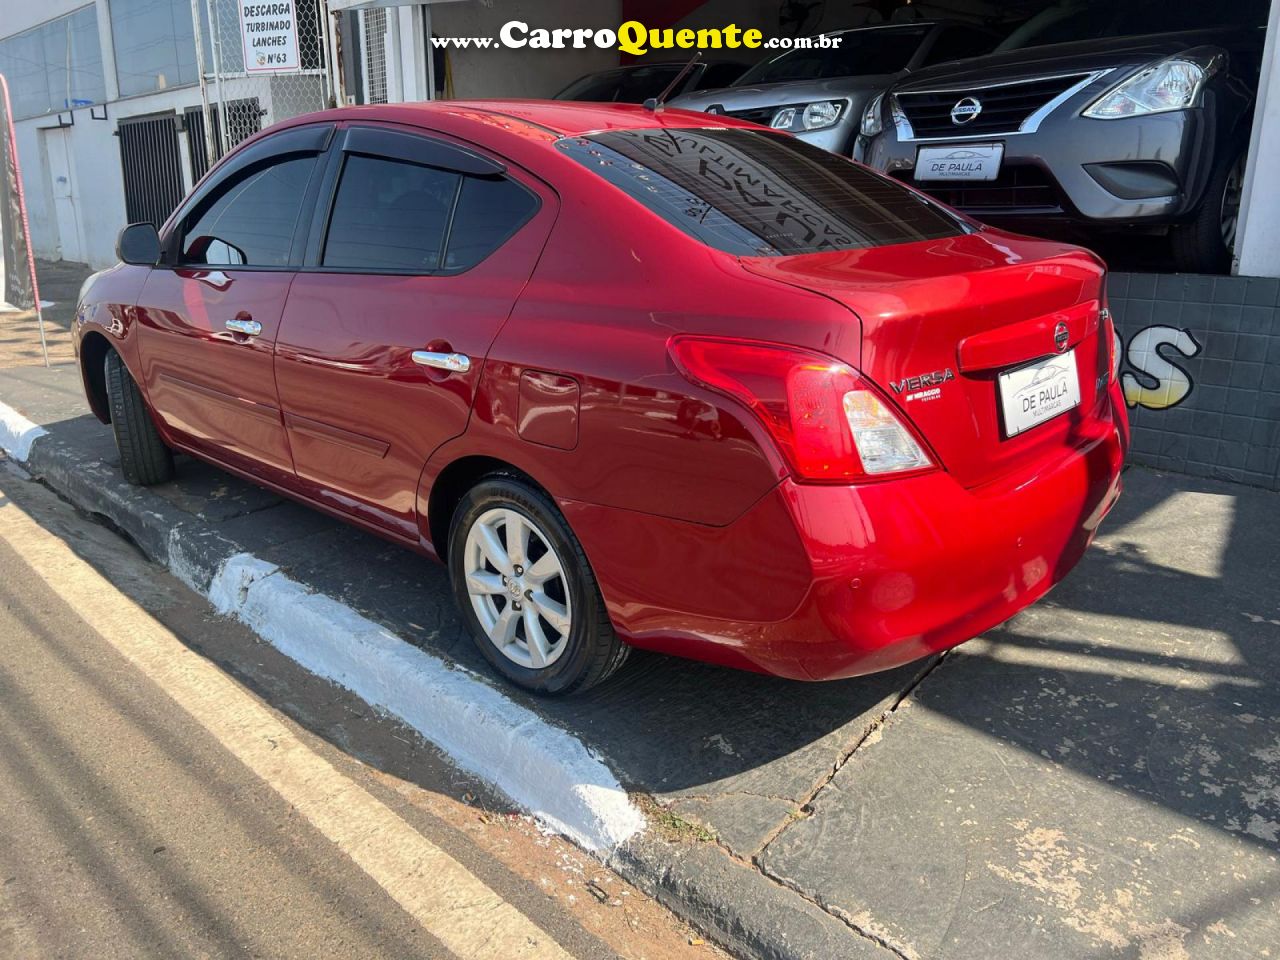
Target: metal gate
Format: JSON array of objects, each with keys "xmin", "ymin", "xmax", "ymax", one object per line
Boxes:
[
  {"xmin": 118, "ymin": 114, "xmax": 187, "ymax": 228},
  {"xmin": 193, "ymin": 0, "xmax": 334, "ymax": 161}
]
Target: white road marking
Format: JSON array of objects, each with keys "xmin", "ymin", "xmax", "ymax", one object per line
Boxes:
[{"xmin": 0, "ymin": 495, "xmax": 574, "ymax": 960}]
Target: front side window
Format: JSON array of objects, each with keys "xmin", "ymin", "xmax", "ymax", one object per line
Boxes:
[
  {"xmin": 182, "ymin": 155, "xmax": 317, "ymax": 267},
  {"xmin": 559, "ymin": 128, "xmax": 964, "ymax": 257}
]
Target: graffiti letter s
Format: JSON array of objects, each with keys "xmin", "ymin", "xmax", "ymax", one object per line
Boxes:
[{"xmin": 1121, "ymin": 326, "xmax": 1202, "ymax": 410}]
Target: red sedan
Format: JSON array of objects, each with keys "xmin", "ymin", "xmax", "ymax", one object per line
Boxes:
[{"xmin": 75, "ymin": 101, "xmax": 1128, "ymax": 695}]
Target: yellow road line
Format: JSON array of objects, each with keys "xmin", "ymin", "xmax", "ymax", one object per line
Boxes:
[{"xmin": 0, "ymin": 495, "xmax": 573, "ymax": 960}]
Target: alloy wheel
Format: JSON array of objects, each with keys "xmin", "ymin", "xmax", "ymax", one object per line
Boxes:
[{"xmin": 462, "ymin": 507, "xmax": 573, "ymax": 669}]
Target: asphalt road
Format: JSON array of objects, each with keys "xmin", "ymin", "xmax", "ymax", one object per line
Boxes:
[{"xmin": 0, "ymin": 460, "xmax": 725, "ymax": 960}]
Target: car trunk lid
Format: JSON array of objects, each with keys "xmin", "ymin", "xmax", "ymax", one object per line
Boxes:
[{"xmin": 741, "ymin": 230, "xmax": 1110, "ymax": 489}]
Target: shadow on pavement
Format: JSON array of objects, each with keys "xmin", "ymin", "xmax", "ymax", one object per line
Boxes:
[{"xmin": 9, "ymin": 378, "xmax": 1278, "ymax": 957}]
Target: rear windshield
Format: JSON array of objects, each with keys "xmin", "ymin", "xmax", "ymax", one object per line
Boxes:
[
  {"xmin": 997, "ymin": 0, "xmax": 1269, "ymax": 51},
  {"xmin": 557, "ymin": 128, "xmax": 965, "ymax": 257},
  {"xmin": 735, "ymin": 26, "xmax": 929, "ymax": 84}
]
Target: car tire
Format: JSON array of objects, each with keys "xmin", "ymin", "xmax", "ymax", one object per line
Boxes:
[
  {"xmin": 1171, "ymin": 146, "xmax": 1246, "ymax": 275},
  {"xmin": 448, "ymin": 476, "xmax": 628, "ymax": 696},
  {"xmin": 104, "ymin": 350, "xmax": 174, "ymax": 486}
]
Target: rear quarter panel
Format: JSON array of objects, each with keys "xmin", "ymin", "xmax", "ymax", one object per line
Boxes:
[{"xmin": 421, "ymin": 171, "xmax": 861, "ymax": 531}]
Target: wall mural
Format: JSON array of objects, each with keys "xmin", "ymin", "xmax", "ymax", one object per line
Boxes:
[{"xmin": 1116, "ymin": 326, "xmax": 1203, "ymax": 411}]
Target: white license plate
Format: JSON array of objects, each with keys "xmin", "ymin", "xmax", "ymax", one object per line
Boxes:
[
  {"xmin": 915, "ymin": 143, "xmax": 1004, "ymax": 182},
  {"xmin": 998, "ymin": 351, "xmax": 1081, "ymax": 438}
]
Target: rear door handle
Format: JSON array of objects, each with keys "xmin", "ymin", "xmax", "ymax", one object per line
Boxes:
[
  {"xmin": 412, "ymin": 350, "xmax": 471, "ymax": 373},
  {"xmin": 226, "ymin": 318, "xmax": 262, "ymax": 337}
]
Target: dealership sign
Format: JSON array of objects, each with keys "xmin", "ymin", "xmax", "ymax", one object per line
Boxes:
[{"xmin": 238, "ymin": 2, "xmax": 301, "ymax": 73}]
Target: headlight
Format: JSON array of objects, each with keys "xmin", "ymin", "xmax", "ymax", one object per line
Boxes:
[
  {"xmin": 771, "ymin": 100, "xmax": 845, "ymax": 132},
  {"xmin": 801, "ymin": 100, "xmax": 843, "ymax": 130},
  {"xmin": 860, "ymin": 94, "xmax": 884, "ymax": 137},
  {"xmin": 1083, "ymin": 52, "xmax": 1221, "ymax": 119}
]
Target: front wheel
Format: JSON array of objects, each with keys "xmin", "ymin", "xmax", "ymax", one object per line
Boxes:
[
  {"xmin": 448, "ymin": 477, "xmax": 628, "ymax": 695},
  {"xmin": 1171, "ymin": 148, "xmax": 1246, "ymax": 274},
  {"xmin": 104, "ymin": 350, "xmax": 174, "ymax": 486}
]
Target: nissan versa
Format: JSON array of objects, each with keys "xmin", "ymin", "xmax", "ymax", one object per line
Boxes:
[
  {"xmin": 856, "ymin": 0, "xmax": 1269, "ymax": 273},
  {"xmin": 670, "ymin": 20, "xmax": 1002, "ymax": 155},
  {"xmin": 75, "ymin": 101, "xmax": 1128, "ymax": 695}
]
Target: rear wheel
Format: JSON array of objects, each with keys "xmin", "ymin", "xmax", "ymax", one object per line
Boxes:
[
  {"xmin": 104, "ymin": 350, "xmax": 174, "ymax": 486},
  {"xmin": 448, "ymin": 477, "xmax": 628, "ymax": 695},
  {"xmin": 1171, "ymin": 147, "xmax": 1246, "ymax": 274}
]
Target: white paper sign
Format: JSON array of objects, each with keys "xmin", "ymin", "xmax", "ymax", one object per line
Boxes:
[{"xmin": 238, "ymin": 2, "xmax": 301, "ymax": 73}]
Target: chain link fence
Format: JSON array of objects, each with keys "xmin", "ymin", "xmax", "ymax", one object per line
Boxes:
[{"xmin": 194, "ymin": 0, "xmax": 334, "ymax": 164}]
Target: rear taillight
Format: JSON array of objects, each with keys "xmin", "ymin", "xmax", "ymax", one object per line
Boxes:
[{"xmin": 668, "ymin": 337, "xmax": 934, "ymax": 482}]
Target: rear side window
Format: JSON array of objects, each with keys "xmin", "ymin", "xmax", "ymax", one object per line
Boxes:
[
  {"xmin": 182, "ymin": 155, "xmax": 316, "ymax": 266},
  {"xmin": 322, "ymin": 154, "xmax": 539, "ymax": 272},
  {"xmin": 559, "ymin": 128, "xmax": 964, "ymax": 257},
  {"xmin": 323, "ymin": 155, "xmax": 458, "ymax": 270},
  {"xmin": 446, "ymin": 177, "xmax": 540, "ymax": 271}
]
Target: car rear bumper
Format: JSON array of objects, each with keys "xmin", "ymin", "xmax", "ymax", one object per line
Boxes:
[
  {"xmin": 565, "ymin": 382, "xmax": 1128, "ymax": 681},
  {"xmin": 860, "ymin": 108, "xmax": 1214, "ymax": 226}
]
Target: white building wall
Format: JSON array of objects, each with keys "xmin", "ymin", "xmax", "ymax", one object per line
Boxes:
[
  {"xmin": 13, "ymin": 85, "xmax": 210, "ymax": 268},
  {"xmin": 2, "ymin": 0, "xmax": 213, "ymax": 267},
  {"xmin": 1236, "ymin": 0, "xmax": 1280, "ymax": 279}
]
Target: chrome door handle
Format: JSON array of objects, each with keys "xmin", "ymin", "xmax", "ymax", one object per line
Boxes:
[
  {"xmin": 226, "ymin": 318, "xmax": 262, "ymax": 337},
  {"xmin": 411, "ymin": 350, "xmax": 471, "ymax": 373}
]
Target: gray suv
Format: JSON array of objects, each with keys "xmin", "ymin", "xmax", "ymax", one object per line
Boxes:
[
  {"xmin": 857, "ymin": 0, "xmax": 1268, "ymax": 273},
  {"xmin": 669, "ymin": 21, "xmax": 1000, "ymax": 156}
]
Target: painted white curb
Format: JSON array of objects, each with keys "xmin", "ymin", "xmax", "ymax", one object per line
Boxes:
[
  {"xmin": 0, "ymin": 398, "xmax": 645, "ymax": 853},
  {"xmin": 0, "ymin": 402, "xmax": 47, "ymax": 463},
  {"xmin": 201, "ymin": 552, "xmax": 645, "ymax": 852}
]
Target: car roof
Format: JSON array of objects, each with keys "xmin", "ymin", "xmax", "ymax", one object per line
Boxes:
[{"xmin": 282, "ymin": 100, "xmax": 762, "ymax": 142}]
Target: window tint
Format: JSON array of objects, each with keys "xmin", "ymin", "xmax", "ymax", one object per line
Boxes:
[
  {"xmin": 0, "ymin": 7, "xmax": 105, "ymax": 120},
  {"xmin": 110, "ymin": 0, "xmax": 200, "ymax": 97},
  {"xmin": 445, "ymin": 177, "xmax": 540, "ymax": 271},
  {"xmin": 323, "ymin": 155, "xmax": 459, "ymax": 270},
  {"xmin": 922, "ymin": 26, "xmax": 999, "ymax": 66},
  {"xmin": 182, "ymin": 156, "xmax": 317, "ymax": 267},
  {"xmin": 700, "ymin": 63, "xmax": 747, "ymax": 90},
  {"xmin": 735, "ymin": 27, "xmax": 929, "ymax": 84},
  {"xmin": 559, "ymin": 128, "xmax": 964, "ymax": 257}
]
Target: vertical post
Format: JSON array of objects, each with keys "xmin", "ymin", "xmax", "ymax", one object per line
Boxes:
[
  {"xmin": 0, "ymin": 75, "xmax": 48, "ymax": 367},
  {"xmin": 319, "ymin": 0, "xmax": 340, "ymax": 108},
  {"xmin": 189, "ymin": 0, "xmax": 216, "ymax": 176},
  {"xmin": 207, "ymin": 0, "xmax": 232, "ymax": 156},
  {"xmin": 424, "ymin": 4, "xmax": 436, "ymax": 101},
  {"xmin": 1234, "ymin": 0, "xmax": 1280, "ymax": 279},
  {"xmin": 385, "ymin": 9, "xmax": 404, "ymax": 103}
]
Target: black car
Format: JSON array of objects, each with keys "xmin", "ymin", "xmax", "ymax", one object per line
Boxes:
[
  {"xmin": 857, "ymin": 0, "xmax": 1269, "ymax": 272},
  {"xmin": 554, "ymin": 60, "xmax": 747, "ymax": 104}
]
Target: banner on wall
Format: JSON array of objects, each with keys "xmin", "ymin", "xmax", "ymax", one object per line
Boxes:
[
  {"xmin": 238, "ymin": 1, "xmax": 302, "ymax": 73},
  {"xmin": 0, "ymin": 73, "xmax": 48, "ymax": 365}
]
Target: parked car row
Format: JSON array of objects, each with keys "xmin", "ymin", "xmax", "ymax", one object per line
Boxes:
[{"xmin": 559, "ymin": 1, "xmax": 1268, "ymax": 274}]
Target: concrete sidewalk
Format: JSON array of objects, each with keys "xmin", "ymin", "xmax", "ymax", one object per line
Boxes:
[{"xmin": 2, "ymin": 338, "xmax": 1277, "ymax": 956}]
